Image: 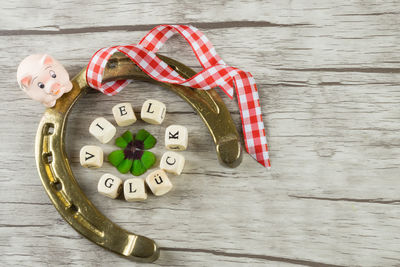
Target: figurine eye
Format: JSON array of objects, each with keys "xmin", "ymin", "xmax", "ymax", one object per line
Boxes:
[
  {"xmin": 38, "ymin": 82, "xmax": 45, "ymax": 89},
  {"xmin": 49, "ymin": 70, "xmax": 56, "ymax": 78}
]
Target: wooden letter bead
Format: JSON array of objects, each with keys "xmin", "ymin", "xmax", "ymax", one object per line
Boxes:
[
  {"xmin": 98, "ymin": 173, "xmax": 122, "ymax": 199},
  {"xmin": 124, "ymin": 178, "xmax": 147, "ymax": 202},
  {"xmin": 145, "ymin": 169, "xmax": 173, "ymax": 196},
  {"xmin": 160, "ymin": 151, "xmax": 185, "ymax": 175},
  {"xmin": 89, "ymin": 117, "xmax": 116, "ymax": 144},
  {"xmin": 112, "ymin": 103, "xmax": 137, "ymax": 127},
  {"xmin": 80, "ymin": 145, "xmax": 103, "ymax": 168},
  {"xmin": 165, "ymin": 125, "xmax": 188, "ymax": 151},
  {"xmin": 140, "ymin": 99, "xmax": 166, "ymax": 124}
]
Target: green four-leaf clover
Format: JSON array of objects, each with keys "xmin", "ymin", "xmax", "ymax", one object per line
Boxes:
[{"xmin": 108, "ymin": 129, "xmax": 156, "ymax": 176}]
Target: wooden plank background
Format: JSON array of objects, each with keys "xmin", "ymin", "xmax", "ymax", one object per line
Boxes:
[{"xmin": 1, "ymin": 1, "xmax": 399, "ymax": 266}]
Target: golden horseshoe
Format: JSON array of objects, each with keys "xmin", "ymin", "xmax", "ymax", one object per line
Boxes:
[{"xmin": 35, "ymin": 52, "xmax": 242, "ymax": 262}]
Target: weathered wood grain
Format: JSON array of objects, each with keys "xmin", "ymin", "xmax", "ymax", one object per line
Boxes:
[{"xmin": 1, "ymin": 1, "xmax": 400, "ymax": 266}]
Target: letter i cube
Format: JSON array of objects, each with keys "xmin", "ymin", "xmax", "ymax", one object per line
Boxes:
[{"xmin": 89, "ymin": 117, "xmax": 116, "ymax": 144}]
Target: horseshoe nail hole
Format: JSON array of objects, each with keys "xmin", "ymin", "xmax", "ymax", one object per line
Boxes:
[
  {"xmin": 44, "ymin": 123, "xmax": 55, "ymax": 135},
  {"xmin": 53, "ymin": 181, "xmax": 62, "ymax": 191},
  {"xmin": 107, "ymin": 61, "xmax": 117, "ymax": 69},
  {"xmin": 43, "ymin": 152, "xmax": 53, "ymax": 164},
  {"xmin": 69, "ymin": 204, "xmax": 79, "ymax": 213}
]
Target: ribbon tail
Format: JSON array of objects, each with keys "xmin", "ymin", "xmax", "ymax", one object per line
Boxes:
[{"xmin": 233, "ymin": 72, "xmax": 271, "ymax": 169}]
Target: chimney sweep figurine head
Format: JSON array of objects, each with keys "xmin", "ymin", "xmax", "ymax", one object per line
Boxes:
[{"xmin": 17, "ymin": 54, "xmax": 73, "ymax": 107}]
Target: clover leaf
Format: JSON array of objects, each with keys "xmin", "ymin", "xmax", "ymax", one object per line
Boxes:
[{"xmin": 108, "ymin": 129, "xmax": 156, "ymax": 176}]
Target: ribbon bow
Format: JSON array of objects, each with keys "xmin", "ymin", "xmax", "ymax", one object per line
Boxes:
[{"xmin": 86, "ymin": 24, "xmax": 270, "ymax": 168}]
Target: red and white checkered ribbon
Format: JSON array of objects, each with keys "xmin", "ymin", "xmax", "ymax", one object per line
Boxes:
[{"xmin": 86, "ymin": 24, "xmax": 271, "ymax": 168}]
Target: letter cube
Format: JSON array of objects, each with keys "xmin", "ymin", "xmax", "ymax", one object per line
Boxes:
[
  {"xmin": 98, "ymin": 173, "xmax": 122, "ymax": 199},
  {"xmin": 140, "ymin": 99, "xmax": 166, "ymax": 124},
  {"xmin": 145, "ymin": 169, "xmax": 173, "ymax": 196},
  {"xmin": 124, "ymin": 178, "xmax": 147, "ymax": 202},
  {"xmin": 80, "ymin": 145, "xmax": 103, "ymax": 168},
  {"xmin": 112, "ymin": 103, "xmax": 137, "ymax": 127},
  {"xmin": 165, "ymin": 125, "xmax": 188, "ymax": 151},
  {"xmin": 89, "ymin": 117, "xmax": 116, "ymax": 144},
  {"xmin": 160, "ymin": 151, "xmax": 185, "ymax": 175}
]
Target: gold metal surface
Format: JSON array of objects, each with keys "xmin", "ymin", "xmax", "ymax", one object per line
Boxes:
[{"xmin": 35, "ymin": 53, "xmax": 241, "ymax": 263}]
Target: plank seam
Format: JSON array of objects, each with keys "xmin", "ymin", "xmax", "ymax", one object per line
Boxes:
[
  {"xmin": 289, "ymin": 195, "xmax": 400, "ymax": 205},
  {"xmin": 0, "ymin": 21, "xmax": 311, "ymax": 36},
  {"xmin": 160, "ymin": 247, "xmax": 345, "ymax": 267}
]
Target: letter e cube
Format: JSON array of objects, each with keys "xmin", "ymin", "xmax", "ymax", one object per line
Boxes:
[{"xmin": 112, "ymin": 103, "xmax": 137, "ymax": 127}]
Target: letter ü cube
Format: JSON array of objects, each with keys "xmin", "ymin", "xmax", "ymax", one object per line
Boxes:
[
  {"xmin": 165, "ymin": 125, "xmax": 188, "ymax": 151},
  {"xmin": 80, "ymin": 145, "xmax": 103, "ymax": 168},
  {"xmin": 89, "ymin": 117, "xmax": 116, "ymax": 144},
  {"xmin": 145, "ymin": 169, "xmax": 172, "ymax": 196},
  {"xmin": 112, "ymin": 103, "xmax": 137, "ymax": 127},
  {"xmin": 140, "ymin": 99, "xmax": 166, "ymax": 124},
  {"xmin": 98, "ymin": 173, "xmax": 123, "ymax": 199}
]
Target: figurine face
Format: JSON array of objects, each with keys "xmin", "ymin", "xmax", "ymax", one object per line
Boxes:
[{"xmin": 17, "ymin": 54, "xmax": 73, "ymax": 107}]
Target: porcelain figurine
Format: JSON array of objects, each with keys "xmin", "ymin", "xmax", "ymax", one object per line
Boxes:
[{"xmin": 17, "ymin": 54, "xmax": 73, "ymax": 107}]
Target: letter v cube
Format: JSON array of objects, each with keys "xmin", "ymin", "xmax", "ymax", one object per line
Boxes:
[{"xmin": 80, "ymin": 145, "xmax": 103, "ymax": 168}]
